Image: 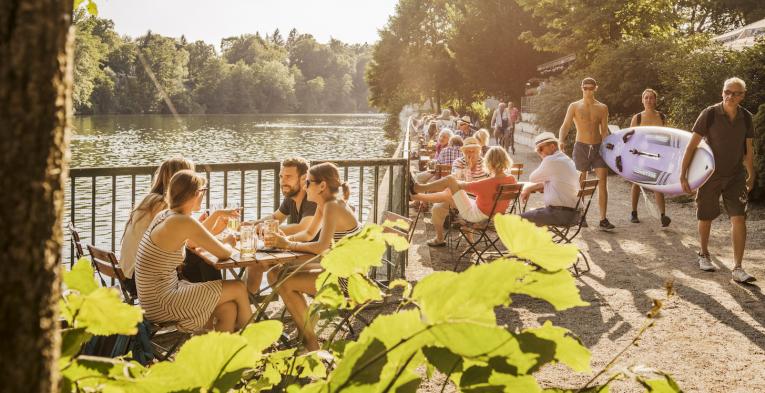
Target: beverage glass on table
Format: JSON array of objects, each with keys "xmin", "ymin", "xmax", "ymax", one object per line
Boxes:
[
  {"xmin": 239, "ymin": 222, "xmax": 256, "ymax": 255},
  {"xmin": 263, "ymin": 219, "xmax": 279, "ymax": 249},
  {"xmin": 226, "ymin": 203, "xmax": 241, "ymax": 232}
]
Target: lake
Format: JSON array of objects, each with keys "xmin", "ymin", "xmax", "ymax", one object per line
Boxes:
[{"xmin": 66, "ymin": 114, "xmax": 402, "ymax": 260}]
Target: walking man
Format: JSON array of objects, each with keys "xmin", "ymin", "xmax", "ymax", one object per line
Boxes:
[
  {"xmin": 680, "ymin": 77, "xmax": 756, "ymax": 283},
  {"xmin": 506, "ymin": 101, "xmax": 521, "ymax": 155},
  {"xmin": 559, "ymin": 77, "xmax": 614, "ymax": 230}
]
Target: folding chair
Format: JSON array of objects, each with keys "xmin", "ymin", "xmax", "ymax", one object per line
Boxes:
[
  {"xmin": 86, "ymin": 244, "xmax": 188, "ymax": 361},
  {"xmin": 433, "ymin": 164, "xmax": 452, "ymax": 180},
  {"xmin": 381, "ymin": 210, "xmax": 417, "ymax": 281},
  {"xmin": 451, "ymin": 183, "xmax": 523, "ymax": 271},
  {"xmin": 510, "ymin": 163, "xmax": 524, "ymax": 181},
  {"xmin": 67, "ymin": 222, "xmax": 85, "ymax": 268},
  {"xmin": 547, "ymin": 178, "xmax": 598, "ymax": 276}
]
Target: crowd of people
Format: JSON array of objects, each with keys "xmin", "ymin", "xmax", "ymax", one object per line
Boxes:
[{"xmin": 111, "ymin": 75, "xmax": 755, "ymax": 356}]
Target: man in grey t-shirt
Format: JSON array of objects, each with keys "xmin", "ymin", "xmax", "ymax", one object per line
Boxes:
[{"xmin": 680, "ymin": 77, "xmax": 756, "ymax": 283}]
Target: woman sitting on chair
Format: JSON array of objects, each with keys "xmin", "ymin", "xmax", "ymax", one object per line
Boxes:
[
  {"xmin": 412, "ymin": 146, "xmax": 517, "ymax": 247},
  {"xmin": 135, "ymin": 170, "xmax": 251, "ymax": 333},
  {"xmin": 265, "ymin": 162, "xmax": 361, "ymax": 351}
]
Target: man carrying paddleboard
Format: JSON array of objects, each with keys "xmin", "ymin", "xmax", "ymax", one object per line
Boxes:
[
  {"xmin": 559, "ymin": 77, "xmax": 615, "ymax": 230},
  {"xmin": 680, "ymin": 77, "xmax": 756, "ymax": 283},
  {"xmin": 629, "ymin": 88, "xmax": 671, "ymax": 227}
]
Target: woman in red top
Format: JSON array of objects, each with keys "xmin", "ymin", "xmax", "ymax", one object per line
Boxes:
[{"xmin": 412, "ymin": 146, "xmax": 516, "ymax": 246}]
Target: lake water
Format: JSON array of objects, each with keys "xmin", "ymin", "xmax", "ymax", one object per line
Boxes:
[{"xmin": 65, "ymin": 114, "xmax": 402, "ymax": 262}]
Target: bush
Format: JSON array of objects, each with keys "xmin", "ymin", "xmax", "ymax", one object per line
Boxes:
[{"xmin": 752, "ymin": 104, "xmax": 765, "ymax": 201}]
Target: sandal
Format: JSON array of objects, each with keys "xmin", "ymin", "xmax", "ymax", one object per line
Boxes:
[{"xmin": 426, "ymin": 239, "xmax": 446, "ymax": 247}]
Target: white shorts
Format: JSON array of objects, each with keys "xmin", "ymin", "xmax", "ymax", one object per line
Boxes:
[{"xmin": 453, "ymin": 190, "xmax": 489, "ymax": 223}]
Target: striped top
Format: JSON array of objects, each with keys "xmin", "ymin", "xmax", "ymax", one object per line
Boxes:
[{"xmin": 134, "ymin": 210, "xmax": 222, "ymax": 332}]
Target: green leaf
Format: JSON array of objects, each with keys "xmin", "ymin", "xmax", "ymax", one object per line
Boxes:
[
  {"xmin": 60, "ymin": 328, "xmax": 91, "ymax": 359},
  {"xmin": 636, "ymin": 370, "xmax": 683, "ymax": 392},
  {"xmin": 63, "ymin": 257, "xmax": 98, "ymax": 295},
  {"xmin": 514, "ymin": 269, "xmax": 589, "ymax": 311},
  {"xmin": 241, "ymin": 320, "xmax": 283, "ymax": 353},
  {"xmin": 313, "ymin": 271, "xmax": 346, "ymax": 309},
  {"xmin": 321, "ymin": 225, "xmax": 386, "ymax": 277},
  {"xmin": 347, "ymin": 273, "xmax": 383, "ymax": 304},
  {"xmin": 140, "ymin": 332, "xmax": 260, "ymax": 392},
  {"xmin": 60, "ymin": 356, "xmax": 141, "ymax": 393},
  {"xmin": 389, "ymin": 279, "xmax": 412, "ymax": 298},
  {"xmin": 74, "ymin": 288, "xmax": 143, "ymax": 336},
  {"xmin": 486, "ymin": 372, "xmax": 541, "ymax": 392},
  {"xmin": 412, "ymin": 259, "xmax": 533, "ymax": 324},
  {"xmin": 521, "ymin": 321, "xmax": 591, "ymax": 373},
  {"xmin": 73, "ymin": 0, "xmax": 85, "ymax": 10},
  {"xmin": 86, "ymin": 0, "xmax": 98, "ymax": 15},
  {"xmin": 382, "ymin": 232, "xmax": 409, "ymax": 251},
  {"xmin": 494, "ymin": 214, "xmax": 578, "ymax": 271},
  {"xmin": 382, "ymin": 218, "xmax": 410, "ymax": 232}
]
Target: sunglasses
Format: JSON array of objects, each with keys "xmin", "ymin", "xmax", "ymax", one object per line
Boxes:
[
  {"xmin": 196, "ymin": 187, "xmax": 208, "ymax": 195},
  {"xmin": 581, "ymin": 85, "xmax": 596, "ymax": 91},
  {"xmin": 723, "ymin": 90, "xmax": 744, "ymax": 97}
]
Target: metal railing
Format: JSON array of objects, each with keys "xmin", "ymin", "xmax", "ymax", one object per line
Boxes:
[{"xmin": 65, "ymin": 120, "xmax": 412, "ymax": 271}]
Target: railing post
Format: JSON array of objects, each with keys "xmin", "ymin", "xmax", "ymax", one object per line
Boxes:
[{"xmin": 273, "ymin": 165, "xmax": 280, "ymax": 212}]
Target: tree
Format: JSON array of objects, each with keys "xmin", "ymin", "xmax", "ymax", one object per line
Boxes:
[{"xmin": 0, "ymin": 0, "xmax": 73, "ymax": 390}]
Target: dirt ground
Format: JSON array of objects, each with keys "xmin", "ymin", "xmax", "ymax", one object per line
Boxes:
[{"xmin": 407, "ymin": 143, "xmax": 765, "ymax": 392}]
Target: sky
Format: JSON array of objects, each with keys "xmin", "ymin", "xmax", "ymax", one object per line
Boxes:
[{"xmin": 97, "ymin": 0, "xmax": 398, "ymax": 47}]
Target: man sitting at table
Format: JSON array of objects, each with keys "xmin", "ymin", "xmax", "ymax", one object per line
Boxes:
[
  {"xmin": 520, "ymin": 132, "xmax": 581, "ymax": 226},
  {"xmin": 416, "ymin": 133, "xmax": 461, "ymax": 183},
  {"xmin": 456, "ymin": 116, "xmax": 474, "ymax": 138},
  {"xmin": 246, "ymin": 157, "xmax": 318, "ymax": 294}
]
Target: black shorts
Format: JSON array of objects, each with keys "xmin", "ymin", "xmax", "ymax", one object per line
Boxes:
[
  {"xmin": 572, "ymin": 142, "xmax": 607, "ymax": 172},
  {"xmin": 696, "ymin": 172, "xmax": 747, "ymax": 220}
]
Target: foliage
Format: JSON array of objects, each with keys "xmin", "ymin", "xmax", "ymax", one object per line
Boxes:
[
  {"xmin": 752, "ymin": 104, "xmax": 765, "ymax": 201},
  {"xmin": 58, "ymin": 216, "xmax": 680, "ymax": 392},
  {"xmin": 72, "ymin": 16, "xmax": 372, "ymax": 115}
]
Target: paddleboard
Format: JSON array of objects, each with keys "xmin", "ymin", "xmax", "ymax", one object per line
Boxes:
[{"xmin": 600, "ymin": 126, "xmax": 715, "ymax": 196}]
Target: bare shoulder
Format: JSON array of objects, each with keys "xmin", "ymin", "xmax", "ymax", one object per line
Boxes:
[{"xmin": 595, "ymin": 100, "xmax": 609, "ymax": 112}]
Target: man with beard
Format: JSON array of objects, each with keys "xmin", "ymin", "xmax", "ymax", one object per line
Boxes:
[{"xmin": 246, "ymin": 157, "xmax": 318, "ymax": 294}]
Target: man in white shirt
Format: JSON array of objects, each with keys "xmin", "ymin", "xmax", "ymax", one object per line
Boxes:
[{"xmin": 521, "ymin": 132, "xmax": 581, "ymax": 226}]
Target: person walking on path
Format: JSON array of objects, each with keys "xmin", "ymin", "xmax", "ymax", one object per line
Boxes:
[
  {"xmin": 559, "ymin": 77, "xmax": 615, "ymax": 230},
  {"xmin": 680, "ymin": 77, "xmax": 756, "ymax": 283},
  {"xmin": 629, "ymin": 89, "xmax": 671, "ymax": 227},
  {"xmin": 506, "ymin": 101, "xmax": 521, "ymax": 155},
  {"xmin": 491, "ymin": 102, "xmax": 508, "ymax": 147}
]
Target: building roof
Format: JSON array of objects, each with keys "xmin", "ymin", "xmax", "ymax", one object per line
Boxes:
[{"xmin": 713, "ymin": 17, "xmax": 765, "ymax": 50}]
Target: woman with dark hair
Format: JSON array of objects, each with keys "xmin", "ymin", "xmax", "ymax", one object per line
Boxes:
[
  {"xmin": 266, "ymin": 162, "xmax": 360, "ymax": 351},
  {"xmin": 134, "ymin": 170, "xmax": 251, "ymax": 333}
]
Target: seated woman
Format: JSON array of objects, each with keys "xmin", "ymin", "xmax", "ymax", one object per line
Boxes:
[
  {"xmin": 412, "ymin": 146, "xmax": 516, "ymax": 246},
  {"xmin": 265, "ymin": 163, "xmax": 360, "ymax": 351},
  {"xmin": 475, "ymin": 128, "xmax": 491, "ymax": 156},
  {"xmin": 121, "ymin": 157, "xmax": 237, "ymax": 289},
  {"xmin": 135, "ymin": 170, "xmax": 251, "ymax": 333}
]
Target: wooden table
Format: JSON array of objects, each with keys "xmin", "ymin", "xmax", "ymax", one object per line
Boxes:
[{"xmin": 190, "ymin": 247, "xmax": 315, "ymax": 279}]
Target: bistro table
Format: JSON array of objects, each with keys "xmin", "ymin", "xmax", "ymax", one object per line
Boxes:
[{"xmin": 190, "ymin": 246, "xmax": 315, "ymax": 280}]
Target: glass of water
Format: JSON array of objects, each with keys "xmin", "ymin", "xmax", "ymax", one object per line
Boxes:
[{"xmin": 263, "ymin": 219, "xmax": 279, "ymax": 248}]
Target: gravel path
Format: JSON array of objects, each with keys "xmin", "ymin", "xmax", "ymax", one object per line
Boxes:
[{"xmin": 407, "ymin": 143, "xmax": 765, "ymax": 392}]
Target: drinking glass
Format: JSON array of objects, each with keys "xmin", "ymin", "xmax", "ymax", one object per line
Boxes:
[
  {"xmin": 239, "ymin": 223, "xmax": 256, "ymax": 255},
  {"xmin": 263, "ymin": 219, "xmax": 279, "ymax": 248},
  {"xmin": 227, "ymin": 202, "xmax": 241, "ymax": 232}
]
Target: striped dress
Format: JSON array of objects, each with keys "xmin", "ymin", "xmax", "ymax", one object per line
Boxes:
[{"xmin": 134, "ymin": 210, "xmax": 222, "ymax": 332}]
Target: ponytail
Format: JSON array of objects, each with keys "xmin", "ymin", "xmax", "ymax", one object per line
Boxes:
[{"xmin": 341, "ymin": 182, "xmax": 350, "ymax": 201}]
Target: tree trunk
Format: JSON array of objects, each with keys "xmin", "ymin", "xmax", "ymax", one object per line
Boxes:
[{"xmin": 0, "ymin": 0, "xmax": 73, "ymax": 391}]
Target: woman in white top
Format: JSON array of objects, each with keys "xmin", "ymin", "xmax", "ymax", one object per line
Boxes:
[
  {"xmin": 121, "ymin": 157, "xmax": 237, "ymax": 292},
  {"xmin": 266, "ymin": 163, "xmax": 361, "ymax": 351},
  {"xmin": 134, "ymin": 170, "xmax": 251, "ymax": 332}
]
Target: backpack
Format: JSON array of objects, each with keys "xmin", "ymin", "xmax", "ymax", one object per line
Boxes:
[
  {"xmin": 704, "ymin": 103, "xmax": 754, "ymax": 135},
  {"xmin": 635, "ymin": 111, "xmax": 666, "ymax": 126}
]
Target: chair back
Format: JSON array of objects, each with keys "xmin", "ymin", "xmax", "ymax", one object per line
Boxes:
[
  {"xmin": 565, "ymin": 178, "xmax": 599, "ymax": 237},
  {"xmin": 382, "ymin": 211, "xmax": 416, "ymax": 243},
  {"xmin": 68, "ymin": 222, "xmax": 85, "ymax": 262},
  {"xmin": 86, "ymin": 244, "xmax": 137, "ymax": 304},
  {"xmin": 434, "ymin": 164, "xmax": 452, "ymax": 179},
  {"xmin": 490, "ymin": 183, "xmax": 523, "ymax": 216},
  {"xmin": 510, "ymin": 163, "xmax": 524, "ymax": 181}
]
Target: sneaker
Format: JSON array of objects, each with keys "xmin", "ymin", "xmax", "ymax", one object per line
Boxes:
[
  {"xmin": 426, "ymin": 238, "xmax": 446, "ymax": 247},
  {"xmin": 697, "ymin": 253, "xmax": 715, "ymax": 271},
  {"xmin": 732, "ymin": 268, "xmax": 756, "ymax": 283},
  {"xmin": 599, "ymin": 218, "xmax": 615, "ymax": 231},
  {"xmin": 630, "ymin": 211, "xmax": 640, "ymax": 223},
  {"xmin": 660, "ymin": 214, "xmax": 671, "ymax": 227}
]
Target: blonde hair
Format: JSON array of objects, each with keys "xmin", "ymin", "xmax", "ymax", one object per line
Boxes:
[
  {"xmin": 128, "ymin": 157, "xmax": 194, "ymax": 224},
  {"xmin": 166, "ymin": 170, "xmax": 206, "ymax": 210},
  {"xmin": 475, "ymin": 128, "xmax": 490, "ymax": 146},
  {"xmin": 449, "ymin": 135, "xmax": 463, "ymax": 147},
  {"xmin": 309, "ymin": 163, "xmax": 350, "ymax": 201},
  {"xmin": 642, "ymin": 88, "xmax": 658, "ymax": 99},
  {"xmin": 483, "ymin": 146, "xmax": 512, "ymax": 175}
]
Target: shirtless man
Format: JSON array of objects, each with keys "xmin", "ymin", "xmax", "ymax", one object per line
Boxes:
[{"xmin": 559, "ymin": 77, "xmax": 615, "ymax": 230}]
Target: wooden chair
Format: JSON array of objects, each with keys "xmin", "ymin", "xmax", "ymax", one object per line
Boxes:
[
  {"xmin": 547, "ymin": 178, "xmax": 599, "ymax": 276},
  {"xmin": 510, "ymin": 163, "xmax": 524, "ymax": 181},
  {"xmin": 86, "ymin": 244, "xmax": 188, "ymax": 361},
  {"xmin": 452, "ymin": 183, "xmax": 523, "ymax": 271},
  {"xmin": 67, "ymin": 222, "xmax": 85, "ymax": 268},
  {"xmin": 382, "ymin": 210, "xmax": 418, "ymax": 281}
]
